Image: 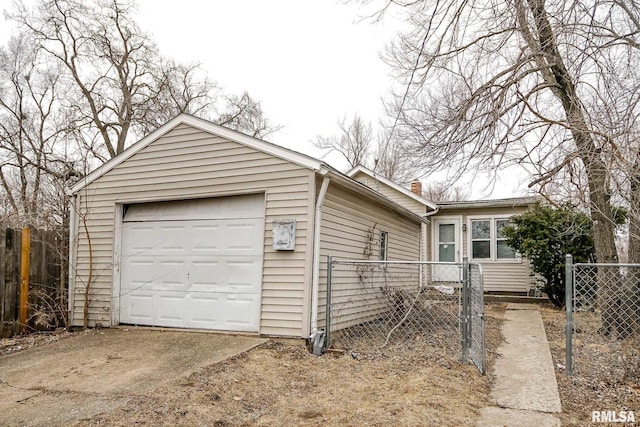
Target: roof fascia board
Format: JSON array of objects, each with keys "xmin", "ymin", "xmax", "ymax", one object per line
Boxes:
[
  {"xmin": 437, "ymin": 196, "xmax": 541, "ymax": 210},
  {"xmin": 327, "ymin": 170, "xmax": 428, "ymax": 225},
  {"xmin": 346, "ymin": 165, "xmax": 438, "ymax": 211},
  {"xmin": 68, "ymin": 114, "xmax": 323, "ymax": 195}
]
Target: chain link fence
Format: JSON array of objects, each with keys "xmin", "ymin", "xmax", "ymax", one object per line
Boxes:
[
  {"xmin": 566, "ymin": 257, "xmax": 640, "ymax": 382},
  {"xmin": 468, "ymin": 263, "xmax": 486, "ymax": 374},
  {"xmin": 325, "ymin": 258, "xmax": 484, "ymax": 373}
]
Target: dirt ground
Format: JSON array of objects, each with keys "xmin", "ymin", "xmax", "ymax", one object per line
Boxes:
[
  {"xmin": 0, "ymin": 328, "xmax": 79, "ymax": 356},
  {"xmin": 1, "ymin": 305, "xmax": 506, "ymax": 426},
  {"xmin": 541, "ymin": 306, "xmax": 640, "ymax": 426}
]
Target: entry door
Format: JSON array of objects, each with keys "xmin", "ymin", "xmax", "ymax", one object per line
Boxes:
[{"xmin": 433, "ymin": 219, "xmax": 460, "ymax": 282}]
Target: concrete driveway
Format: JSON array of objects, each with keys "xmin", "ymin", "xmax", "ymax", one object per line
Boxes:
[{"xmin": 0, "ymin": 328, "xmax": 265, "ymax": 426}]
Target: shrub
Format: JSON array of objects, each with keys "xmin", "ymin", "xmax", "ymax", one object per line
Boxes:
[{"xmin": 503, "ymin": 203, "xmax": 595, "ymax": 307}]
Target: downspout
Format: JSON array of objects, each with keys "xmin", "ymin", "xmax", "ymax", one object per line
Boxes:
[
  {"xmin": 68, "ymin": 194, "xmax": 78, "ymax": 327},
  {"xmin": 419, "ymin": 207, "xmax": 440, "ymax": 286},
  {"xmin": 310, "ymin": 175, "xmax": 331, "ymax": 336}
]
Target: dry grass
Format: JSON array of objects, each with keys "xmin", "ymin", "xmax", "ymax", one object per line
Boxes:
[
  {"xmin": 1, "ymin": 305, "xmax": 505, "ymax": 426},
  {"xmin": 75, "ymin": 304, "xmax": 505, "ymax": 426},
  {"xmin": 541, "ymin": 306, "xmax": 640, "ymax": 426}
]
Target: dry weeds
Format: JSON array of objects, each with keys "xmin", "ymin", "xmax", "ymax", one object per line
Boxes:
[
  {"xmin": 0, "ymin": 328, "xmax": 81, "ymax": 355},
  {"xmin": 541, "ymin": 306, "xmax": 640, "ymax": 426},
  {"xmin": 75, "ymin": 304, "xmax": 505, "ymax": 426},
  {"xmin": 1, "ymin": 305, "xmax": 505, "ymax": 426}
]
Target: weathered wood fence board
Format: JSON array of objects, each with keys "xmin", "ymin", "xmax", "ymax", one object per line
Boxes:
[{"xmin": 0, "ymin": 227, "xmax": 63, "ymax": 338}]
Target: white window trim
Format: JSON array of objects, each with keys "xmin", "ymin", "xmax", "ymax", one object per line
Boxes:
[
  {"xmin": 379, "ymin": 230, "xmax": 389, "ymax": 260},
  {"xmin": 467, "ymin": 215, "xmax": 521, "ymax": 263}
]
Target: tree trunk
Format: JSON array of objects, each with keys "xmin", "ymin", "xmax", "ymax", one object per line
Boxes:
[
  {"xmin": 525, "ymin": 0, "xmax": 618, "ymax": 263},
  {"xmin": 525, "ymin": 0, "xmax": 621, "ymax": 334}
]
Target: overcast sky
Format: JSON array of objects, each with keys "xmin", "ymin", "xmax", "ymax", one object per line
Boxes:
[
  {"xmin": 0, "ymin": 0, "xmax": 532, "ymax": 198},
  {"xmin": 134, "ymin": 1, "xmax": 399, "ymax": 159}
]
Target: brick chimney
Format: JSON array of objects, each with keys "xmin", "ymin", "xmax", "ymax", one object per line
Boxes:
[{"xmin": 410, "ymin": 180, "xmax": 422, "ymax": 197}]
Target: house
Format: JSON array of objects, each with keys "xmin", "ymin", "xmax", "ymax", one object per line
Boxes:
[
  {"xmin": 348, "ymin": 165, "xmax": 539, "ymax": 293},
  {"xmin": 433, "ymin": 197, "xmax": 539, "ymax": 293},
  {"xmin": 67, "ymin": 114, "xmax": 426, "ymax": 338}
]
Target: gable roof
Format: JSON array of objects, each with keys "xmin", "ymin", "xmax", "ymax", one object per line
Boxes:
[
  {"xmin": 67, "ymin": 113, "xmax": 324, "ymax": 195},
  {"xmin": 346, "ymin": 165, "xmax": 438, "ymax": 211},
  {"xmin": 66, "ymin": 114, "xmax": 428, "ymax": 225}
]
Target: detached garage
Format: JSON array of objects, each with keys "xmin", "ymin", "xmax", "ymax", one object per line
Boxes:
[{"xmin": 67, "ymin": 114, "xmax": 424, "ymax": 338}]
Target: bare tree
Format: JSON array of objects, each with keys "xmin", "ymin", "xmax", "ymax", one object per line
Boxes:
[
  {"xmin": 315, "ymin": 114, "xmax": 374, "ymax": 169},
  {"xmin": 367, "ymin": 0, "xmax": 640, "ymax": 335},
  {"xmin": 369, "ymin": 0, "xmax": 640, "ymax": 267},
  {"xmin": 216, "ymin": 91, "xmax": 282, "ymax": 139},
  {"xmin": 11, "ymin": 0, "xmax": 157, "ymax": 160},
  {"xmin": 10, "ymin": 0, "xmax": 281, "ymax": 163},
  {"xmin": 372, "ymin": 130, "xmax": 419, "ymax": 184},
  {"xmin": 314, "ymin": 113, "xmax": 418, "ymax": 184},
  {"xmin": 0, "ymin": 32, "xmax": 77, "ymax": 226},
  {"xmin": 138, "ymin": 59, "xmax": 219, "ymax": 135},
  {"xmin": 422, "ymin": 181, "xmax": 470, "ymax": 202}
]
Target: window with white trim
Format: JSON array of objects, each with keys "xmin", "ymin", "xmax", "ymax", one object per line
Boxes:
[
  {"xmin": 379, "ymin": 230, "xmax": 389, "ymax": 260},
  {"xmin": 471, "ymin": 220, "xmax": 491, "ymax": 259},
  {"xmin": 470, "ymin": 218, "xmax": 516, "ymax": 261},
  {"xmin": 496, "ymin": 219, "xmax": 516, "ymax": 259}
]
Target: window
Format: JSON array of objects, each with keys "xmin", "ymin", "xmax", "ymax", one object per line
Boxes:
[
  {"xmin": 471, "ymin": 220, "xmax": 491, "ymax": 259},
  {"xmin": 379, "ymin": 230, "xmax": 388, "ymax": 260},
  {"xmin": 470, "ymin": 218, "xmax": 517, "ymax": 261},
  {"xmin": 496, "ymin": 219, "xmax": 516, "ymax": 259}
]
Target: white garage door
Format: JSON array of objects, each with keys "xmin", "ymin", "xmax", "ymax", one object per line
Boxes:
[{"xmin": 119, "ymin": 194, "xmax": 264, "ymax": 332}]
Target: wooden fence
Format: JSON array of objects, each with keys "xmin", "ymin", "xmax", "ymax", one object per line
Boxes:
[{"xmin": 0, "ymin": 227, "xmax": 64, "ymax": 338}]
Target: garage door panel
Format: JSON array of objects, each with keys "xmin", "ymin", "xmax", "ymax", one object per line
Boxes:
[
  {"xmin": 190, "ymin": 295, "xmax": 220, "ymax": 325},
  {"xmin": 156, "ymin": 294, "xmax": 184, "ymax": 322},
  {"xmin": 226, "ymin": 261, "xmax": 261, "ymax": 288},
  {"xmin": 217, "ymin": 294, "xmax": 261, "ymax": 329},
  {"xmin": 187, "ymin": 258, "xmax": 260, "ymax": 293},
  {"xmin": 124, "ymin": 220, "xmax": 262, "ymax": 256},
  {"xmin": 122, "ymin": 259, "xmax": 187, "ymax": 292},
  {"xmin": 224, "ymin": 222, "xmax": 262, "ymax": 253},
  {"xmin": 122, "ymin": 225, "xmax": 160, "ymax": 253},
  {"xmin": 119, "ymin": 195, "xmax": 264, "ymax": 332},
  {"xmin": 124, "ymin": 294, "xmax": 153, "ymax": 321}
]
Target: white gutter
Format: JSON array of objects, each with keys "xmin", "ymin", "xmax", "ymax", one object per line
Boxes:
[
  {"xmin": 419, "ymin": 208, "xmax": 440, "ymax": 260},
  {"xmin": 422, "ymin": 206, "xmax": 440, "ymax": 218},
  {"xmin": 310, "ymin": 175, "xmax": 331, "ymax": 334}
]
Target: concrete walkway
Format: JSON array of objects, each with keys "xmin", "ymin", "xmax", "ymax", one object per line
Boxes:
[{"xmin": 477, "ymin": 303, "xmax": 562, "ymax": 427}]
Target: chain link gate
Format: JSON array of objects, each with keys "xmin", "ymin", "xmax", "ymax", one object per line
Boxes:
[
  {"xmin": 465, "ymin": 263, "xmax": 486, "ymax": 374},
  {"xmin": 324, "ymin": 257, "xmax": 485, "ymax": 374}
]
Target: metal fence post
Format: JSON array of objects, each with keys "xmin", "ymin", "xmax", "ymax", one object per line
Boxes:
[
  {"xmin": 326, "ymin": 255, "xmax": 333, "ymax": 348},
  {"xmin": 565, "ymin": 254, "xmax": 573, "ymax": 375},
  {"xmin": 462, "ymin": 257, "xmax": 469, "ymax": 364}
]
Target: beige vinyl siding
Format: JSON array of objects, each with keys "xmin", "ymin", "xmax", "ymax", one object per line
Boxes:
[
  {"xmin": 71, "ymin": 123, "xmax": 314, "ymax": 337},
  {"xmin": 434, "ymin": 205, "xmax": 533, "ymax": 293},
  {"xmin": 317, "ymin": 183, "xmax": 421, "ymax": 331},
  {"xmin": 350, "ymin": 171, "xmax": 425, "ymax": 215}
]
